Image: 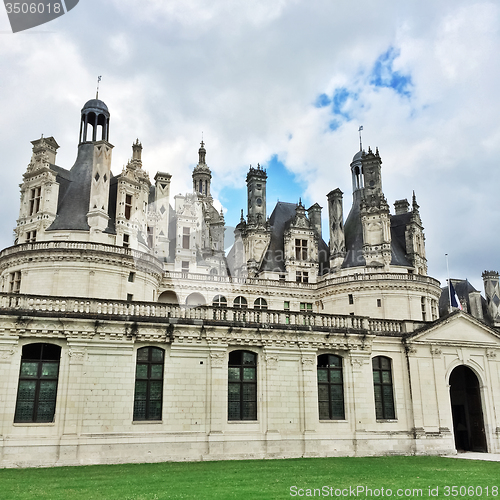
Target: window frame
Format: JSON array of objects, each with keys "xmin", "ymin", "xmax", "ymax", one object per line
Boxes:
[
  {"xmin": 182, "ymin": 227, "xmax": 190, "ymax": 249},
  {"xmin": 295, "ymin": 238, "xmax": 308, "ymax": 260},
  {"xmin": 125, "ymin": 194, "xmax": 133, "ymax": 220},
  {"xmin": 9, "ymin": 271, "xmax": 21, "ymax": 293},
  {"xmin": 233, "ymin": 296, "xmax": 248, "ymax": 309},
  {"xmin": 14, "ymin": 343, "xmax": 61, "ymax": 424},
  {"xmin": 133, "ymin": 346, "xmax": 165, "ymax": 421},
  {"xmin": 296, "ymin": 270, "xmax": 309, "ymax": 283},
  {"xmin": 372, "ymin": 356, "xmax": 396, "ymax": 420},
  {"xmin": 253, "ymin": 298, "xmax": 268, "ymax": 310},
  {"xmin": 228, "ymin": 350, "xmax": 257, "ymax": 421},
  {"xmin": 29, "ymin": 186, "xmax": 41, "ymax": 216},
  {"xmin": 212, "ymin": 295, "xmax": 227, "ymax": 307},
  {"xmin": 317, "ymin": 354, "xmax": 345, "ymax": 420}
]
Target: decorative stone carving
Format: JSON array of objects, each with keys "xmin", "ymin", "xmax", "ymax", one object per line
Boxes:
[
  {"xmin": 430, "ymin": 346, "xmax": 442, "ymax": 356},
  {"xmin": 350, "ymin": 355, "xmax": 370, "ymax": 368},
  {"xmin": 265, "ymin": 354, "xmax": 279, "ymax": 369},
  {"xmin": 68, "ymin": 348, "xmax": 86, "ymax": 364},
  {"xmin": 0, "ymin": 347, "xmax": 16, "ymax": 360},
  {"xmin": 486, "ymin": 349, "xmax": 497, "ymax": 359},
  {"xmin": 210, "ymin": 352, "xmax": 225, "ymax": 368},
  {"xmin": 301, "ymin": 356, "xmax": 315, "ymax": 370}
]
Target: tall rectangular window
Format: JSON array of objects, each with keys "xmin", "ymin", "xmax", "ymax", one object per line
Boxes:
[
  {"xmin": 133, "ymin": 347, "xmax": 164, "ymax": 421},
  {"xmin": 348, "ymin": 294, "xmax": 354, "ymax": 305},
  {"xmin": 123, "ymin": 234, "xmax": 130, "ymax": 248},
  {"xmin": 295, "ymin": 239, "xmax": 308, "ymax": 260},
  {"xmin": 14, "ymin": 343, "xmax": 61, "ymax": 423},
  {"xmin": 182, "ymin": 227, "xmax": 190, "ymax": 249},
  {"xmin": 317, "ymin": 354, "xmax": 345, "ymax": 420},
  {"xmin": 372, "ymin": 356, "xmax": 395, "ymax": 420},
  {"xmin": 228, "ymin": 350, "xmax": 257, "ymax": 421},
  {"xmin": 181, "ymin": 261, "xmax": 190, "ymax": 273},
  {"xmin": 9, "ymin": 271, "xmax": 21, "ymax": 293},
  {"xmin": 147, "ymin": 226, "xmax": 154, "ymax": 248},
  {"xmin": 29, "ymin": 187, "xmax": 41, "ymax": 216},
  {"xmin": 421, "ymin": 296, "xmax": 427, "ymax": 321},
  {"xmin": 125, "ymin": 194, "xmax": 132, "ymax": 220}
]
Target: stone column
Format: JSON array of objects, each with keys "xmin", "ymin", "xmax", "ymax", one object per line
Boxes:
[
  {"xmin": 327, "ymin": 189, "xmax": 345, "ymax": 269},
  {"xmin": 207, "ymin": 347, "xmax": 227, "ymax": 457},
  {"xmin": 300, "ymin": 351, "xmax": 319, "ymax": 457}
]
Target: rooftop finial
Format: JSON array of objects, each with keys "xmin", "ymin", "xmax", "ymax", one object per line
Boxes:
[
  {"xmin": 96, "ymin": 75, "xmax": 102, "ymax": 99},
  {"xmin": 358, "ymin": 125, "xmax": 363, "ymax": 151}
]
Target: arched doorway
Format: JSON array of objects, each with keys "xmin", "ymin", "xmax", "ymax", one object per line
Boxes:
[{"xmin": 449, "ymin": 365, "xmax": 487, "ymax": 452}]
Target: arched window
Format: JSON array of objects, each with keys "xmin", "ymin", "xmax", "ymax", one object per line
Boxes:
[
  {"xmin": 372, "ymin": 356, "xmax": 395, "ymax": 419},
  {"xmin": 133, "ymin": 347, "xmax": 165, "ymax": 421},
  {"xmin": 317, "ymin": 354, "xmax": 345, "ymax": 420},
  {"xmin": 15, "ymin": 343, "xmax": 61, "ymax": 423},
  {"xmin": 228, "ymin": 350, "xmax": 257, "ymax": 420},
  {"xmin": 233, "ymin": 296, "xmax": 248, "ymax": 309},
  {"xmin": 253, "ymin": 298, "xmax": 268, "ymax": 310},
  {"xmin": 212, "ymin": 295, "xmax": 227, "ymax": 307}
]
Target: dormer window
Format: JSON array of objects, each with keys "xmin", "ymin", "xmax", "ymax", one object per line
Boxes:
[
  {"xmin": 295, "ymin": 239, "xmax": 308, "ymax": 260},
  {"xmin": 29, "ymin": 187, "xmax": 41, "ymax": 215}
]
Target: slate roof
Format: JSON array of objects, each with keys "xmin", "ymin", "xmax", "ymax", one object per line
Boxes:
[
  {"xmin": 47, "ymin": 144, "xmax": 95, "ymax": 231},
  {"xmin": 342, "ymin": 191, "xmax": 411, "ymax": 269},
  {"xmin": 438, "ymin": 279, "xmax": 491, "ymax": 322},
  {"xmin": 47, "ymin": 144, "xmax": 116, "ymax": 233},
  {"xmin": 260, "ymin": 202, "xmax": 330, "ymax": 274}
]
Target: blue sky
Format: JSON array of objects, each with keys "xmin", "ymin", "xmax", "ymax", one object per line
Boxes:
[{"xmin": 0, "ymin": 0, "xmax": 499, "ymax": 291}]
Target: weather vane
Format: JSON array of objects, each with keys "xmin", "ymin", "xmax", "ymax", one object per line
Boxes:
[
  {"xmin": 96, "ymin": 76, "xmax": 102, "ymax": 99},
  {"xmin": 358, "ymin": 125, "xmax": 363, "ymax": 151}
]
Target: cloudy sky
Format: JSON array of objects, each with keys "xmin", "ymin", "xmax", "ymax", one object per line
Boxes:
[{"xmin": 0, "ymin": 0, "xmax": 498, "ymax": 291}]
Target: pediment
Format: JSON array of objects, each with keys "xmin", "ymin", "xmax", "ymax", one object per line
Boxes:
[{"xmin": 410, "ymin": 312, "xmax": 500, "ymax": 347}]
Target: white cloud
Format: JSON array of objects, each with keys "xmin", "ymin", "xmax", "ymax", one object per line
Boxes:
[{"xmin": 0, "ymin": 0, "xmax": 499, "ymax": 292}]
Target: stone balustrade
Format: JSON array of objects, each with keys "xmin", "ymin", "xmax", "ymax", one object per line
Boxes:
[{"xmin": 0, "ymin": 292, "xmax": 405, "ymax": 334}]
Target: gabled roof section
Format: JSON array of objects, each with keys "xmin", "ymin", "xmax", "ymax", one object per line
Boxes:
[{"xmin": 407, "ymin": 310, "xmax": 500, "ymax": 346}]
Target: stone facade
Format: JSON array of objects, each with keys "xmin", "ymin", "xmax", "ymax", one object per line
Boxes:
[{"xmin": 0, "ymin": 97, "xmax": 498, "ymax": 467}]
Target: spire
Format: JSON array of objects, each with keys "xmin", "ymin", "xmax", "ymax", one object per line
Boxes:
[
  {"xmin": 198, "ymin": 140, "xmax": 206, "ymax": 165},
  {"xmin": 412, "ymin": 190, "xmax": 419, "ymax": 213},
  {"xmin": 96, "ymin": 75, "xmax": 102, "ymax": 99}
]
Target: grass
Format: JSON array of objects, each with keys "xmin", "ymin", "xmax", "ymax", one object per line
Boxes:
[{"xmin": 0, "ymin": 456, "xmax": 498, "ymax": 500}]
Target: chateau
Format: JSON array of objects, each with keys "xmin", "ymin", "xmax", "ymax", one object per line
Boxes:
[{"xmin": 0, "ymin": 97, "xmax": 499, "ymax": 467}]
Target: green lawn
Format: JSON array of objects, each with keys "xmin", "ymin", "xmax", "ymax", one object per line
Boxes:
[{"xmin": 0, "ymin": 456, "xmax": 498, "ymax": 500}]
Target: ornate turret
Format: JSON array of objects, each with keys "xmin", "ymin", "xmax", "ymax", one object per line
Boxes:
[
  {"xmin": 246, "ymin": 164, "xmax": 267, "ymax": 226},
  {"xmin": 327, "ymin": 188, "xmax": 345, "ymax": 269},
  {"xmin": 482, "ymin": 271, "xmax": 500, "ymax": 325},
  {"xmin": 192, "ymin": 141, "xmax": 212, "ymax": 198},
  {"xmin": 79, "ymin": 99, "xmax": 110, "ymax": 144}
]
